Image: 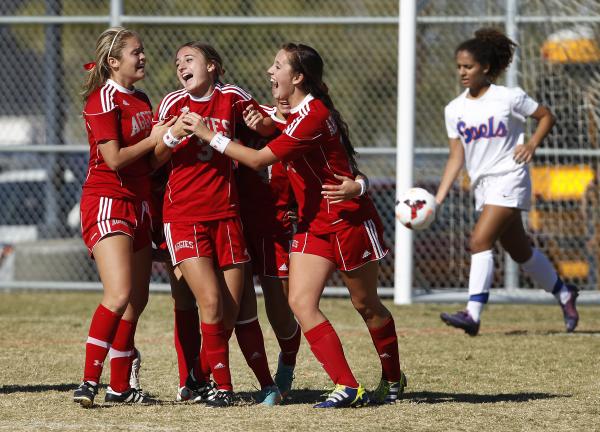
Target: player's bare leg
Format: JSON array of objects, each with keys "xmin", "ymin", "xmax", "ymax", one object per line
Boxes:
[
  {"xmin": 500, "ymin": 212, "xmax": 579, "ymax": 332},
  {"xmin": 342, "ymin": 261, "xmax": 404, "ymax": 404},
  {"xmin": 441, "ymin": 205, "xmax": 517, "ymax": 335}
]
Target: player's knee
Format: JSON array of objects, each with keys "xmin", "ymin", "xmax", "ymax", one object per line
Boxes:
[{"xmin": 470, "ymin": 235, "xmax": 492, "ymax": 253}]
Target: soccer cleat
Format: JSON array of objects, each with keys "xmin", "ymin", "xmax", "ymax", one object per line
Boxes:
[
  {"xmin": 104, "ymin": 386, "xmax": 155, "ymax": 404},
  {"xmin": 176, "ymin": 374, "xmax": 215, "ymax": 403},
  {"xmin": 205, "ymin": 389, "xmax": 234, "ymax": 408},
  {"xmin": 73, "ymin": 381, "xmax": 98, "ymax": 408},
  {"xmin": 559, "ymin": 285, "xmax": 579, "ymax": 333},
  {"xmin": 313, "ymin": 384, "xmax": 369, "ymax": 408},
  {"xmin": 440, "ymin": 310, "xmax": 480, "ymax": 336},
  {"xmin": 258, "ymin": 385, "xmax": 283, "ymax": 406},
  {"xmin": 273, "ymin": 355, "xmax": 295, "ymax": 399},
  {"xmin": 129, "ymin": 348, "xmax": 142, "ymax": 390},
  {"xmin": 370, "ymin": 371, "xmax": 408, "ymax": 405}
]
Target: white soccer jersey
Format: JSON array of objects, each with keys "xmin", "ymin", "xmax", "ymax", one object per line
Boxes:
[{"xmin": 444, "ymin": 84, "xmax": 539, "ymax": 187}]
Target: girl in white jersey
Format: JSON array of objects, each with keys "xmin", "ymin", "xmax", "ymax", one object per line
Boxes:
[{"xmin": 436, "ymin": 28, "xmax": 579, "ymax": 336}]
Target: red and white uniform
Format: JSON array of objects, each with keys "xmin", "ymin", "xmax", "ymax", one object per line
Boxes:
[
  {"xmin": 267, "ymin": 94, "xmax": 387, "ymax": 271},
  {"xmin": 237, "ymin": 105, "xmax": 294, "ymax": 277},
  {"xmin": 155, "ymin": 83, "xmax": 255, "ymax": 266},
  {"xmin": 80, "ymin": 79, "xmax": 154, "ymax": 254}
]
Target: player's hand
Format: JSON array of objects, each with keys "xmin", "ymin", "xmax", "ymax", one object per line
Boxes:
[
  {"xmin": 150, "ymin": 116, "xmax": 177, "ymax": 144},
  {"xmin": 513, "ymin": 142, "xmax": 536, "ymax": 164},
  {"xmin": 283, "ymin": 209, "xmax": 297, "ymax": 222},
  {"xmin": 243, "ymin": 106, "xmax": 264, "ymax": 131},
  {"xmin": 321, "ymin": 174, "xmax": 361, "ymax": 203},
  {"xmin": 170, "ymin": 114, "xmax": 189, "ymax": 140},
  {"xmin": 182, "ymin": 112, "xmax": 210, "ymax": 140}
]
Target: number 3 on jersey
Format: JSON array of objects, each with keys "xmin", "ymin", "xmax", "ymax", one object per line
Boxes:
[{"xmin": 196, "ymin": 141, "xmax": 214, "ymax": 162}]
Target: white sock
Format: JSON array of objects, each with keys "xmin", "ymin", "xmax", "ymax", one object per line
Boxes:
[
  {"xmin": 520, "ymin": 248, "xmax": 560, "ymax": 293},
  {"xmin": 467, "ymin": 250, "xmax": 494, "ymax": 322},
  {"xmin": 466, "ymin": 301, "xmax": 484, "ymax": 322}
]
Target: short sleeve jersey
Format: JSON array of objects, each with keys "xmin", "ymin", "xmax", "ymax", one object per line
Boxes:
[
  {"xmin": 444, "ymin": 84, "xmax": 539, "ymax": 186},
  {"xmin": 155, "ymin": 83, "xmax": 258, "ymax": 223},
  {"xmin": 236, "ymin": 104, "xmax": 294, "ymax": 233},
  {"xmin": 82, "ymin": 79, "xmax": 154, "ymax": 199},
  {"xmin": 267, "ymin": 94, "xmax": 378, "ymax": 235}
]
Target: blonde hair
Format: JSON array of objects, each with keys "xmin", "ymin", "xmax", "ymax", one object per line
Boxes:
[{"xmin": 82, "ymin": 27, "xmax": 140, "ymax": 100}]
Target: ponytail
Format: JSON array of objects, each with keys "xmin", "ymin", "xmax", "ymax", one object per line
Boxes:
[
  {"xmin": 281, "ymin": 43, "xmax": 358, "ymax": 173},
  {"xmin": 82, "ymin": 27, "xmax": 139, "ymax": 100}
]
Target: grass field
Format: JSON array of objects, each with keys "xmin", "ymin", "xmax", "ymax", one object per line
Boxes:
[{"xmin": 0, "ymin": 291, "xmax": 599, "ymax": 431}]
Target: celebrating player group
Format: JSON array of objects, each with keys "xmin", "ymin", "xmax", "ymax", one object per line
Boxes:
[{"xmin": 72, "ymin": 25, "xmax": 577, "ymax": 409}]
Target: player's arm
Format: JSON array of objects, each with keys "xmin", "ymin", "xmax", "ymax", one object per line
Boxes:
[
  {"xmin": 183, "ymin": 111, "xmax": 278, "ymax": 170},
  {"xmin": 150, "ymin": 115, "xmax": 187, "ymax": 170},
  {"xmin": 243, "ymin": 105, "xmax": 277, "ymax": 137},
  {"xmin": 435, "ymin": 137, "xmax": 464, "ymax": 206},
  {"xmin": 513, "ymin": 104, "xmax": 555, "ymax": 164},
  {"xmin": 321, "ymin": 170, "xmax": 369, "ymax": 204},
  {"xmin": 100, "ymin": 117, "xmax": 175, "ymax": 171}
]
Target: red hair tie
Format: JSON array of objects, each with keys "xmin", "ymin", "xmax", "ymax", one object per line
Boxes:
[{"xmin": 83, "ymin": 62, "xmax": 96, "ymax": 71}]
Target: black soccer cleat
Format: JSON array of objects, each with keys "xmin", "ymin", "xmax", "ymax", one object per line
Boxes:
[{"xmin": 73, "ymin": 381, "xmax": 98, "ymax": 408}]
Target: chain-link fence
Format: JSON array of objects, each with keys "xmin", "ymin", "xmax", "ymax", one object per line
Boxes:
[{"xmin": 0, "ymin": 1, "xmax": 599, "ymax": 295}]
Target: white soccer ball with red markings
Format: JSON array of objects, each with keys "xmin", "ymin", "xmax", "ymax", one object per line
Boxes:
[{"xmin": 396, "ymin": 187, "xmax": 436, "ymax": 230}]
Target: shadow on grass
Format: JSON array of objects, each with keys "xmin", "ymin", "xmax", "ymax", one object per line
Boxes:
[
  {"xmin": 504, "ymin": 329, "xmax": 600, "ymax": 336},
  {"xmin": 0, "ymin": 383, "xmax": 82, "ymax": 394},
  {"xmin": 235, "ymin": 388, "xmax": 325, "ymax": 405},
  {"xmin": 406, "ymin": 391, "xmax": 567, "ymax": 404}
]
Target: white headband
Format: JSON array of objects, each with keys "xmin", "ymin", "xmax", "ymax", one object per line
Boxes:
[{"xmin": 107, "ymin": 29, "xmax": 124, "ymax": 59}]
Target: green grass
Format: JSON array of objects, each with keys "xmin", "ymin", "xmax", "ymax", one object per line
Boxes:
[{"xmin": 0, "ymin": 291, "xmax": 599, "ymax": 431}]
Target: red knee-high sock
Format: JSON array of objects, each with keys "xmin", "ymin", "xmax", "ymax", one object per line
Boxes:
[
  {"xmin": 198, "ymin": 326, "xmax": 232, "ymax": 383},
  {"xmin": 304, "ymin": 320, "xmax": 358, "ymax": 388},
  {"xmin": 174, "ymin": 308, "xmax": 201, "ymax": 387},
  {"xmin": 235, "ymin": 317, "xmax": 275, "ymax": 388},
  {"xmin": 200, "ymin": 321, "xmax": 232, "ymax": 391},
  {"xmin": 276, "ymin": 322, "xmax": 301, "ymax": 366},
  {"xmin": 83, "ymin": 304, "xmax": 122, "ymax": 384},
  {"xmin": 109, "ymin": 318, "xmax": 137, "ymax": 392},
  {"xmin": 368, "ymin": 317, "xmax": 401, "ymax": 382}
]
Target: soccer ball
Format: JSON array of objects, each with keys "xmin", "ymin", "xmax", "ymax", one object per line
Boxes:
[{"xmin": 396, "ymin": 188, "xmax": 436, "ymax": 230}]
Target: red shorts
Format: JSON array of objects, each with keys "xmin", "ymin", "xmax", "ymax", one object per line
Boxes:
[
  {"xmin": 245, "ymin": 230, "xmax": 291, "ymax": 278},
  {"xmin": 164, "ymin": 217, "xmax": 250, "ymax": 267},
  {"xmin": 290, "ymin": 218, "xmax": 388, "ymax": 271},
  {"xmin": 80, "ymin": 194, "xmax": 152, "ymax": 255}
]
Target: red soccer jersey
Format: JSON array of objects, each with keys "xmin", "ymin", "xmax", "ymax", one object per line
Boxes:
[
  {"xmin": 236, "ymin": 105, "xmax": 294, "ymax": 233},
  {"xmin": 82, "ymin": 79, "xmax": 154, "ymax": 200},
  {"xmin": 155, "ymin": 83, "xmax": 258, "ymax": 223},
  {"xmin": 267, "ymin": 95, "xmax": 378, "ymax": 235}
]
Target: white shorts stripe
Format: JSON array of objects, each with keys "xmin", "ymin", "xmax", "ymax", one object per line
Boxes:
[
  {"xmin": 301, "ymin": 232, "xmax": 308, "ymax": 253},
  {"xmin": 86, "ymin": 336, "xmax": 110, "ymax": 349},
  {"xmin": 335, "ymin": 234, "xmax": 348, "ymax": 271},
  {"xmin": 164, "ymin": 223, "xmax": 177, "ymax": 264},
  {"xmin": 367, "ymin": 219, "xmax": 385, "ymax": 258},
  {"xmin": 367, "ymin": 219, "xmax": 384, "ymax": 258},
  {"xmin": 364, "ymin": 219, "xmax": 383, "ymax": 259}
]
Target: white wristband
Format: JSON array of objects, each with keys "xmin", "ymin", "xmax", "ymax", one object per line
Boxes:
[
  {"xmin": 209, "ymin": 133, "xmax": 231, "ymax": 154},
  {"xmin": 163, "ymin": 127, "xmax": 182, "ymax": 149},
  {"xmin": 356, "ymin": 178, "xmax": 367, "ymax": 196}
]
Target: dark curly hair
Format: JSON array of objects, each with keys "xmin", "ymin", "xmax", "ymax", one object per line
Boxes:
[{"xmin": 456, "ymin": 28, "xmax": 517, "ymax": 81}]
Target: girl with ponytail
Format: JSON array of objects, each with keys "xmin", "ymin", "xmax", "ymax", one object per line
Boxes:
[
  {"xmin": 182, "ymin": 43, "xmax": 406, "ymax": 408},
  {"xmin": 73, "ymin": 27, "xmax": 174, "ymax": 407},
  {"xmin": 437, "ymin": 28, "xmax": 579, "ymax": 336}
]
